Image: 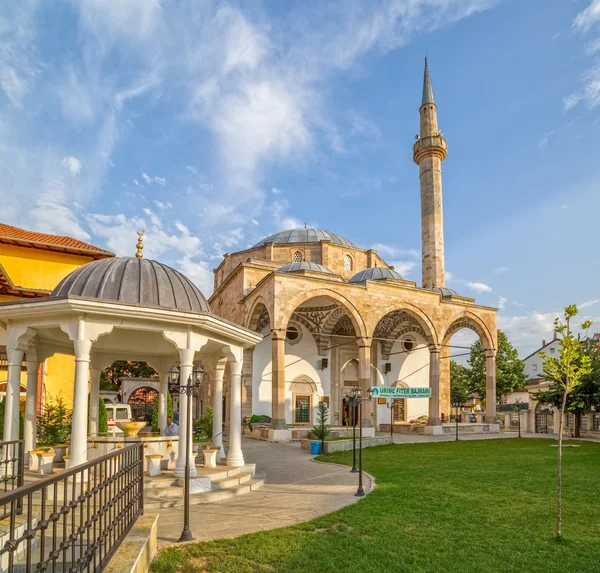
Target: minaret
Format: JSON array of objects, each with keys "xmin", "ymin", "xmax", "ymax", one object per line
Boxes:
[{"xmin": 413, "ymin": 56, "xmax": 447, "ymax": 289}]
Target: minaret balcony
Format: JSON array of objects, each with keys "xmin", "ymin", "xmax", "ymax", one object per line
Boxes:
[{"xmin": 413, "ymin": 136, "xmax": 447, "ymax": 163}]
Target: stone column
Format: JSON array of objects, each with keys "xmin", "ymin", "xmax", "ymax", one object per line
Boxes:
[
  {"xmin": 71, "ymin": 339, "xmax": 92, "ymax": 468},
  {"xmin": 89, "ymin": 368, "xmax": 101, "ymax": 435},
  {"xmin": 4, "ymin": 348, "xmax": 24, "ymax": 443},
  {"xmin": 427, "ymin": 345, "xmax": 441, "ymax": 427},
  {"xmin": 212, "ymin": 359, "xmax": 226, "ymax": 461},
  {"xmin": 227, "ymin": 360, "xmax": 244, "ymax": 467},
  {"xmin": 24, "ymin": 353, "xmax": 39, "ymax": 459},
  {"xmin": 358, "ymin": 340, "xmax": 373, "ymax": 427},
  {"xmin": 158, "ymin": 370, "xmax": 170, "ymax": 434},
  {"xmin": 271, "ymin": 331, "xmax": 287, "ymax": 429},
  {"xmin": 175, "ymin": 349, "xmax": 195, "ymax": 478},
  {"xmin": 485, "ymin": 350, "xmax": 497, "ymax": 424}
]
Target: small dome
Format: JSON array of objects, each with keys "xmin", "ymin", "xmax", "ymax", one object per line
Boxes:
[
  {"xmin": 429, "ymin": 287, "xmax": 460, "ymax": 299},
  {"xmin": 348, "ymin": 267, "xmax": 404, "ymax": 284},
  {"xmin": 277, "ymin": 262, "xmax": 334, "ymax": 275},
  {"xmin": 252, "ymin": 228, "xmax": 356, "ymax": 249},
  {"xmin": 51, "ymin": 257, "xmax": 210, "ymax": 313}
]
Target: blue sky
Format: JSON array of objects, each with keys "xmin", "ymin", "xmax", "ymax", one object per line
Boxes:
[{"xmin": 1, "ymin": 0, "xmax": 599, "ymax": 356}]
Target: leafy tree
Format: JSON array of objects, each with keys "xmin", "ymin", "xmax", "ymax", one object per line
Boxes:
[
  {"xmin": 100, "ymin": 360, "xmax": 158, "ymax": 391},
  {"xmin": 539, "ymin": 305, "xmax": 592, "ymax": 540},
  {"xmin": 151, "ymin": 391, "xmax": 173, "ymax": 433},
  {"xmin": 450, "ymin": 360, "xmax": 470, "ymax": 406},
  {"xmin": 312, "ymin": 401, "xmax": 331, "ymax": 453},
  {"xmin": 467, "ymin": 330, "xmax": 527, "ymax": 401}
]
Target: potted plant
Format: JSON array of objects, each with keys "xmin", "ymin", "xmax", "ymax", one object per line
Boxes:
[
  {"xmin": 37, "ymin": 394, "xmax": 72, "ymax": 462},
  {"xmin": 312, "ymin": 401, "xmax": 331, "ymax": 454}
]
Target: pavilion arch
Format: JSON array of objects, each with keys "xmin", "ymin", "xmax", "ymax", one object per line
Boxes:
[
  {"xmin": 441, "ymin": 312, "xmax": 495, "ymax": 351},
  {"xmin": 277, "ymin": 288, "xmax": 368, "ymax": 340},
  {"xmin": 369, "ymin": 302, "xmax": 439, "ymax": 347},
  {"xmin": 246, "ymin": 297, "xmax": 272, "ymax": 334}
]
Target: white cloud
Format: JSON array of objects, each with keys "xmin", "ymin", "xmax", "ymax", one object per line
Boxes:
[
  {"xmin": 153, "ymin": 200, "xmax": 172, "ymax": 209},
  {"xmin": 372, "ymin": 243, "xmax": 420, "ymax": 260},
  {"xmin": 574, "ymin": 0, "xmax": 600, "ymax": 33},
  {"xmin": 537, "ymin": 130, "xmax": 555, "ymax": 149},
  {"xmin": 390, "ymin": 260, "xmax": 417, "ymax": 277},
  {"xmin": 465, "ymin": 281, "xmax": 493, "ymax": 294},
  {"xmin": 62, "ymin": 156, "xmax": 82, "ymax": 175},
  {"xmin": 579, "ymin": 298, "xmax": 600, "ymax": 309},
  {"xmin": 445, "ymin": 271, "xmax": 453, "ymax": 281},
  {"xmin": 498, "ymin": 296, "xmax": 508, "ymax": 310},
  {"xmin": 141, "ymin": 172, "xmax": 166, "ymax": 185},
  {"xmin": 494, "ymin": 267, "xmax": 508, "ymax": 274}
]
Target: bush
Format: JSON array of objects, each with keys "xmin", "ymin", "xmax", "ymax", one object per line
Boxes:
[
  {"xmin": 37, "ymin": 394, "xmax": 72, "ymax": 447},
  {"xmin": 247, "ymin": 414, "xmax": 271, "ymax": 430},
  {"xmin": 312, "ymin": 402, "xmax": 331, "ymax": 442},
  {"xmin": 98, "ymin": 398, "xmax": 108, "ymax": 433},
  {"xmin": 151, "ymin": 392, "xmax": 173, "ymax": 433},
  {"xmin": 195, "ymin": 405, "xmax": 213, "ymax": 439}
]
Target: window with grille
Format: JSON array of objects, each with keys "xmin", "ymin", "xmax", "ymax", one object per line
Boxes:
[
  {"xmin": 295, "ymin": 395, "xmax": 311, "ymax": 423},
  {"xmin": 293, "ymin": 251, "xmax": 303, "ymax": 263},
  {"xmin": 392, "ymin": 399, "xmax": 406, "ymax": 423},
  {"xmin": 344, "ymin": 254, "xmax": 353, "ymax": 271}
]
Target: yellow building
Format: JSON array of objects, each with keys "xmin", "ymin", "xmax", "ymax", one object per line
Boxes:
[{"xmin": 0, "ymin": 223, "xmax": 114, "ymax": 407}]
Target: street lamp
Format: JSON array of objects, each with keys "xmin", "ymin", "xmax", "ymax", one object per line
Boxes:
[
  {"xmin": 343, "ymin": 391, "xmax": 358, "ymax": 473},
  {"xmin": 451, "ymin": 399, "xmax": 462, "ymax": 442},
  {"xmin": 513, "ymin": 398, "xmax": 523, "ymax": 438},
  {"xmin": 385, "ymin": 400, "xmax": 394, "ymax": 440},
  {"xmin": 168, "ymin": 363, "xmax": 204, "ymax": 542}
]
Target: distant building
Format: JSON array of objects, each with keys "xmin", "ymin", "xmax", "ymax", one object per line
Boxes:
[{"xmin": 522, "ymin": 335, "xmax": 560, "ymax": 381}]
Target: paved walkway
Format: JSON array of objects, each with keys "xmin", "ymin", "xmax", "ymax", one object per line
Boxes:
[{"xmin": 150, "ymin": 438, "xmax": 372, "ymax": 547}]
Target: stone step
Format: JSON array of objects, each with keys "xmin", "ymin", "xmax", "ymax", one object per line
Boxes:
[
  {"xmin": 144, "ymin": 474, "xmax": 265, "ymax": 509},
  {"xmin": 211, "ymin": 471, "xmax": 252, "ymax": 490},
  {"xmin": 143, "ymin": 464, "xmax": 254, "ymax": 491}
]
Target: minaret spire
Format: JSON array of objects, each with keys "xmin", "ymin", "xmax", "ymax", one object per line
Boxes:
[
  {"xmin": 413, "ymin": 56, "xmax": 447, "ymax": 289},
  {"xmin": 422, "ymin": 55, "xmax": 435, "ymax": 105}
]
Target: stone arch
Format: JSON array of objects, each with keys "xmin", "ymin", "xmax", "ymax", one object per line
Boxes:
[
  {"xmin": 277, "ymin": 288, "xmax": 368, "ymax": 340},
  {"xmin": 246, "ymin": 297, "xmax": 271, "ymax": 333},
  {"xmin": 394, "ymin": 379, "xmax": 409, "ymax": 388},
  {"xmin": 291, "ymin": 375, "xmax": 318, "ymax": 394},
  {"xmin": 370, "ymin": 303, "xmax": 438, "ymax": 347},
  {"xmin": 441, "ymin": 312, "xmax": 495, "ymax": 350}
]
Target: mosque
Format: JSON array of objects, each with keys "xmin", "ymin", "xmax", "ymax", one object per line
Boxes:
[
  {"xmin": 0, "ymin": 60, "xmax": 499, "ymax": 475},
  {"xmin": 209, "ymin": 59, "xmax": 499, "ymax": 439}
]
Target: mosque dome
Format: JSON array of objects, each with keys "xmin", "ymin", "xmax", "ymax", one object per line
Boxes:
[
  {"xmin": 277, "ymin": 262, "xmax": 334, "ymax": 275},
  {"xmin": 429, "ymin": 287, "xmax": 460, "ymax": 299},
  {"xmin": 348, "ymin": 267, "xmax": 405, "ymax": 284},
  {"xmin": 50, "ymin": 257, "xmax": 210, "ymax": 313},
  {"xmin": 252, "ymin": 228, "xmax": 356, "ymax": 249}
]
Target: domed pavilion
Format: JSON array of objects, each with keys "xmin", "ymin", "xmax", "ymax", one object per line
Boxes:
[{"xmin": 0, "ymin": 245, "xmax": 260, "ymax": 473}]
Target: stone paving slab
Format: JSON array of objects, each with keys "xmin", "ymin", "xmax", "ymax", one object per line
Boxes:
[{"xmin": 150, "ymin": 438, "xmax": 372, "ymax": 547}]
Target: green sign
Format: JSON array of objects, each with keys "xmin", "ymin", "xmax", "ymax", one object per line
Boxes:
[{"xmin": 371, "ymin": 387, "xmax": 431, "ymax": 399}]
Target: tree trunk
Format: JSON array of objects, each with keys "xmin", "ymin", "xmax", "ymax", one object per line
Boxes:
[
  {"xmin": 574, "ymin": 412, "xmax": 581, "ymax": 438},
  {"xmin": 557, "ymin": 391, "xmax": 568, "ymax": 540}
]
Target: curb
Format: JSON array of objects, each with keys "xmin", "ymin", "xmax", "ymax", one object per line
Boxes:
[{"xmin": 309, "ymin": 456, "xmax": 376, "ymax": 496}]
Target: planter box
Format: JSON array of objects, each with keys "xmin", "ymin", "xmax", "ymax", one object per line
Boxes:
[{"xmin": 301, "ymin": 436, "xmax": 392, "ymax": 454}]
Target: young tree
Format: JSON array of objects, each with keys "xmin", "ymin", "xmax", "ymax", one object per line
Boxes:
[
  {"xmin": 312, "ymin": 401, "xmax": 331, "ymax": 454},
  {"xmin": 540, "ymin": 305, "xmax": 592, "ymax": 540},
  {"xmin": 450, "ymin": 360, "xmax": 470, "ymax": 406},
  {"xmin": 467, "ymin": 330, "xmax": 527, "ymax": 401}
]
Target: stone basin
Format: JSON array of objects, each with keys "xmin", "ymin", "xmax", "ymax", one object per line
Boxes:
[{"xmin": 116, "ymin": 421, "xmax": 148, "ymax": 438}]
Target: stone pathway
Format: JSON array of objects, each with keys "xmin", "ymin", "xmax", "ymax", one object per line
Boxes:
[{"xmin": 150, "ymin": 438, "xmax": 372, "ymax": 547}]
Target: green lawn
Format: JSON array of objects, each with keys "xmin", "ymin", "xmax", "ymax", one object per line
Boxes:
[{"xmin": 151, "ymin": 439, "xmax": 600, "ymax": 573}]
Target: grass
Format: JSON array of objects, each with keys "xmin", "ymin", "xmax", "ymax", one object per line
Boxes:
[{"xmin": 151, "ymin": 439, "xmax": 600, "ymax": 573}]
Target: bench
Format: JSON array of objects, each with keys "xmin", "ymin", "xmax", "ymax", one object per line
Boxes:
[{"xmin": 37, "ymin": 450, "xmax": 55, "ymax": 475}]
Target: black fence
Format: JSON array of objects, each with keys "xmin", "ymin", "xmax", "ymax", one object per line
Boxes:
[
  {"xmin": 0, "ymin": 443, "xmax": 144, "ymax": 572},
  {"xmin": 0, "ymin": 440, "xmax": 24, "ymax": 519}
]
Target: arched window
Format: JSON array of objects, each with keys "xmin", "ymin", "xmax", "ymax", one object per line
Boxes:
[
  {"xmin": 293, "ymin": 251, "xmax": 303, "ymax": 263},
  {"xmin": 344, "ymin": 254, "xmax": 353, "ymax": 271}
]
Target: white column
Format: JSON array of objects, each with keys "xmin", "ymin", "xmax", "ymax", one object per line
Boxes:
[
  {"xmin": 175, "ymin": 349, "xmax": 196, "ymax": 478},
  {"xmin": 158, "ymin": 370, "xmax": 169, "ymax": 434},
  {"xmin": 4, "ymin": 348, "xmax": 24, "ymax": 443},
  {"xmin": 226, "ymin": 360, "xmax": 244, "ymax": 467},
  {"xmin": 212, "ymin": 360, "xmax": 226, "ymax": 461},
  {"xmin": 24, "ymin": 354, "xmax": 39, "ymax": 458},
  {"xmin": 485, "ymin": 350, "xmax": 497, "ymax": 424},
  {"xmin": 89, "ymin": 368, "xmax": 100, "ymax": 435},
  {"xmin": 70, "ymin": 339, "xmax": 92, "ymax": 468}
]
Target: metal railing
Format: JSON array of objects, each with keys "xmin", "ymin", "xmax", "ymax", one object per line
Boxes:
[
  {"xmin": 0, "ymin": 440, "xmax": 24, "ymax": 519},
  {"xmin": 0, "ymin": 443, "xmax": 144, "ymax": 573}
]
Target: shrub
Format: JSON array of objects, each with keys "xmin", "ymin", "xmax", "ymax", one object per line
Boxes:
[
  {"xmin": 98, "ymin": 398, "xmax": 108, "ymax": 433},
  {"xmin": 37, "ymin": 394, "xmax": 72, "ymax": 447},
  {"xmin": 194, "ymin": 405, "xmax": 213, "ymax": 439},
  {"xmin": 247, "ymin": 414, "xmax": 271, "ymax": 430},
  {"xmin": 312, "ymin": 402, "xmax": 331, "ymax": 442}
]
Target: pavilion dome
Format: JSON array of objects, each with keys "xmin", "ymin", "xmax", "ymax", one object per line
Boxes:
[
  {"xmin": 277, "ymin": 262, "xmax": 334, "ymax": 275},
  {"xmin": 348, "ymin": 267, "xmax": 405, "ymax": 284},
  {"xmin": 429, "ymin": 287, "xmax": 460, "ymax": 299},
  {"xmin": 252, "ymin": 228, "xmax": 356, "ymax": 249},
  {"xmin": 50, "ymin": 257, "xmax": 210, "ymax": 313}
]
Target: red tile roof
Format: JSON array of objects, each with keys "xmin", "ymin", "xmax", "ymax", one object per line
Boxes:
[{"xmin": 0, "ymin": 223, "xmax": 114, "ymax": 259}]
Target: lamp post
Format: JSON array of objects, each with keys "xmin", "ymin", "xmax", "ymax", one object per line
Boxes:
[
  {"xmin": 513, "ymin": 398, "xmax": 523, "ymax": 438},
  {"xmin": 386, "ymin": 400, "xmax": 394, "ymax": 440},
  {"xmin": 169, "ymin": 363, "xmax": 204, "ymax": 543},
  {"xmin": 345, "ymin": 385, "xmax": 374, "ymax": 498},
  {"xmin": 343, "ymin": 392, "xmax": 358, "ymax": 473},
  {"xmin": 451, "ymin": 399, "xmax": 462, "ymax": 442}
]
